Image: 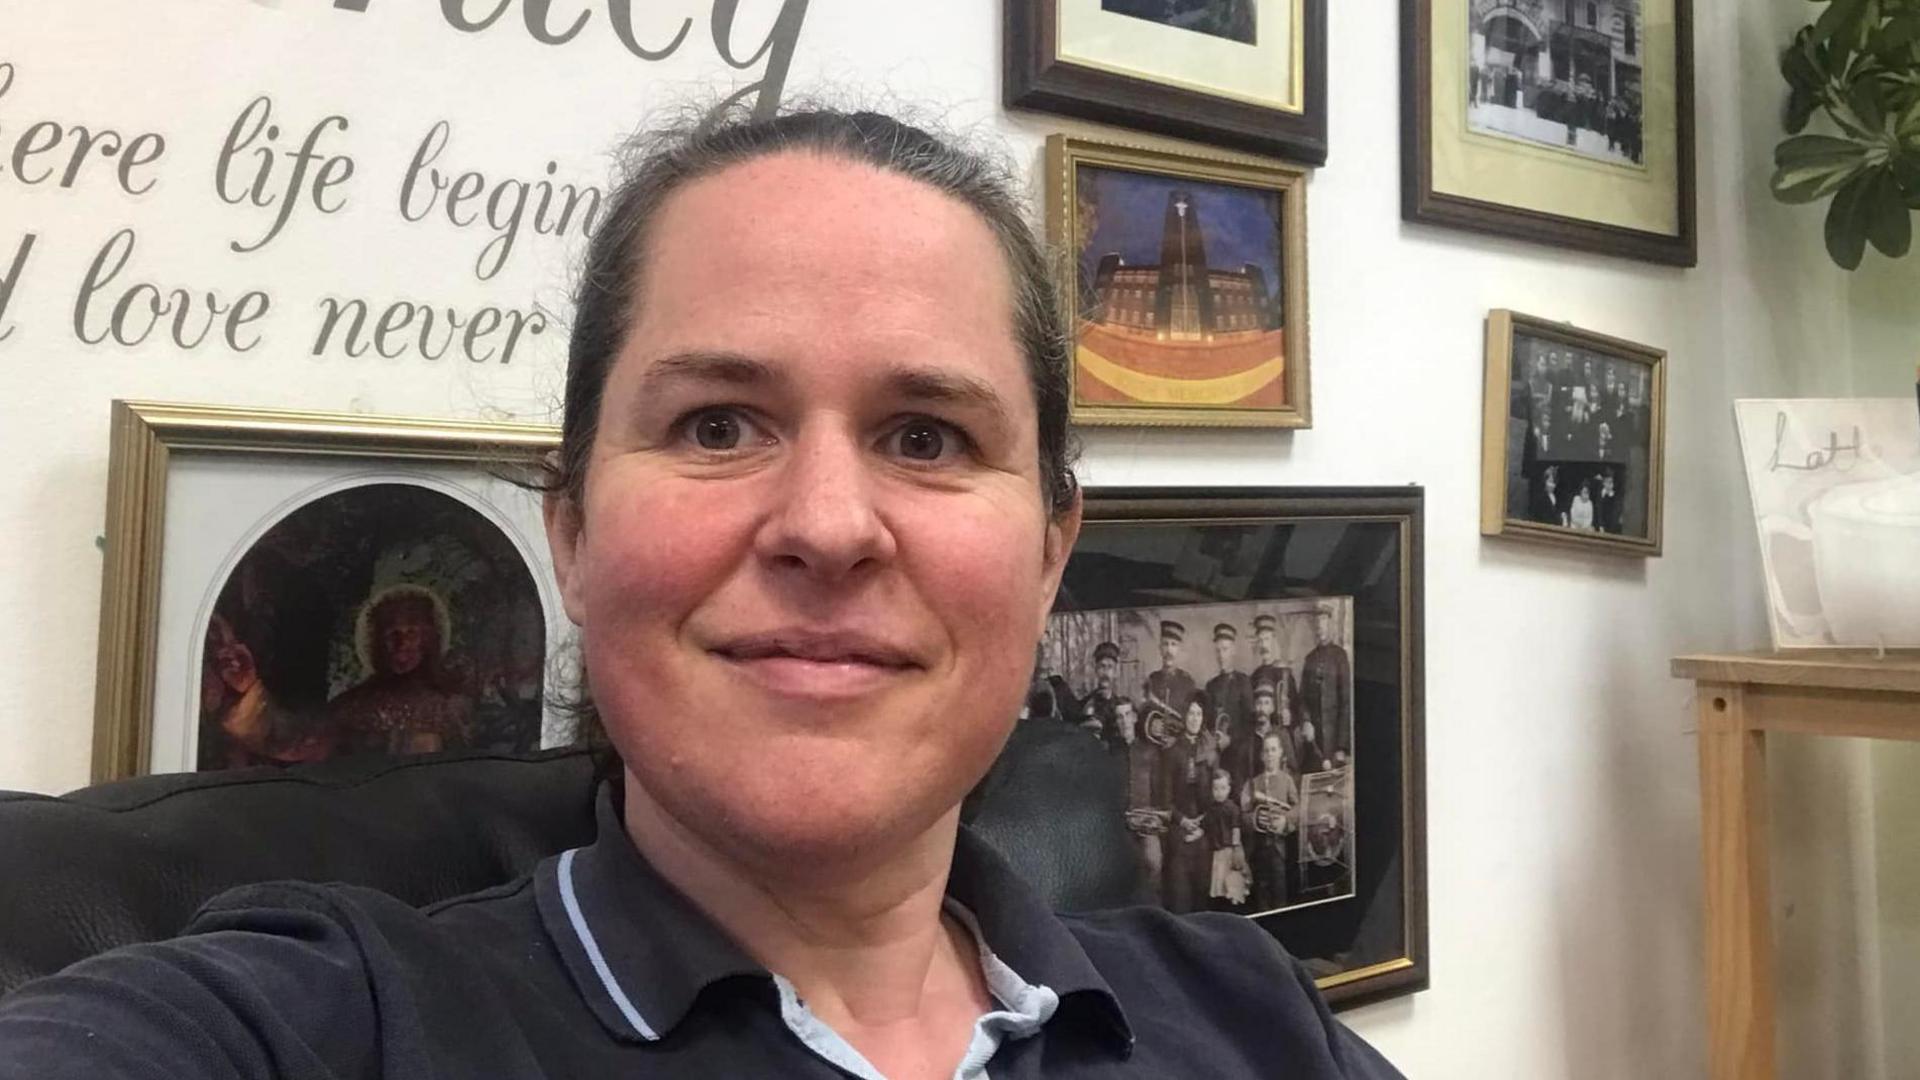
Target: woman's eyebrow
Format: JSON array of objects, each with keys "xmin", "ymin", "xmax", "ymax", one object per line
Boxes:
[
  {"xmin": 639, "ymin": 351, "xmax": 780, "ymax": 393},
  {"xmin": 884, "ymin": 366, "xmax": 1014, "ymax": 435}
]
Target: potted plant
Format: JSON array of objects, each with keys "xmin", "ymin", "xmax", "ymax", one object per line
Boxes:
[{"xmin": 1773, "ymin": 0, "xmax": 1920, "ymax": 269}]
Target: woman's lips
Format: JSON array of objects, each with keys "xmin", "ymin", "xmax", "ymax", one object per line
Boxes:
[
  {"xmin": 719, "ymin": 653, "xmax": 912, "ymax": 698},
  {"xmin": 711, "ymin": 630, "xmax": 921, "ymax": 700}
]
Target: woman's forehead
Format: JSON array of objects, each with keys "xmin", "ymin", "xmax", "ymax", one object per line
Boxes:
[{"xmin": 611, "ymin": 152, "xmax": 1034, "ymax": 417}]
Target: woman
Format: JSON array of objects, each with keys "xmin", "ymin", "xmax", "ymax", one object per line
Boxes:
[
  {"xmin": 0, "ymin": 105, "xmax": 1399, "ymax": 1080},
  {"xmin": 1162, "ymin": 690, "xmax": 1215, "ymax": 914}
]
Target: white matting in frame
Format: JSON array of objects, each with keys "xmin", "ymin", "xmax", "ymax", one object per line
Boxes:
[{"xmin": 1057, "ymin": 0, "xmax": 1300, "ymax": 111}]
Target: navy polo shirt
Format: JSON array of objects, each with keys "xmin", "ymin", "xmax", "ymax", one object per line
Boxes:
[{"xmin": 0, "ymin": 788, "xmax": 1402, "ymax": 1078}]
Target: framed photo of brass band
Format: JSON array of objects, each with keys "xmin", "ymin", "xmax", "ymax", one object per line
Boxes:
[
  {"xmin": 91, "ymin": 401, "xmax": 569, "ymax": 782},
  {"xmin": 973, "ymin": 487, "xmax": 1427, "ymax": 1009},
  {"xmin": 1046, "ymin": 135, "xmax": 1310, "ymax": 429},
  {"xmin": 1402, "ymin": 0, "xmax": 1697, "ymax": 265},
  {"xmin": 1480, "ymin": 311, "xmax": 1667, "ymax": 556},
  {"xmin": 1007, "ymin": 0, "xmax": 1328, "ymax": 164}
]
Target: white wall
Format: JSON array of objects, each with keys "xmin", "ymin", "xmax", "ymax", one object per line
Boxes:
[{"xmin": 0, "ymin": 0, "xmax": 1903, "ymax": 1075}]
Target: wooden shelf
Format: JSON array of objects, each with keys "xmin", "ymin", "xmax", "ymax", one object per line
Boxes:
[{"xmin": 1675, "ymin": 650, "xmax": 1920, "ymax": 1080}]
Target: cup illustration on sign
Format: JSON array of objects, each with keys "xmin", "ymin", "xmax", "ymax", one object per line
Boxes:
[{"xmin": 1759, "ymin": 473, "xmax": 1920, "ymax": 647}]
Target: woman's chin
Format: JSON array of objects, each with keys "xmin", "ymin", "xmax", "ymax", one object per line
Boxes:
[{"xmin": 642, "ymin": 768, "xmax": 956, "ymax": 873}]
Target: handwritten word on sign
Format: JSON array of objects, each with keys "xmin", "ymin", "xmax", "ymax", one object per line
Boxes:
[{"xmin": 323, "ymin": 0, "xmax": 811, "ymax": 114}]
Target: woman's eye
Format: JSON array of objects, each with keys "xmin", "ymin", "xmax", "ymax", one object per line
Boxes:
[
  {"xmin": 682, "ymin": 409, "xmax": 761, "ymax": 452},
  {"xmin": 902, "ymin": 417, "xmax": 956, "ymax": 457}
]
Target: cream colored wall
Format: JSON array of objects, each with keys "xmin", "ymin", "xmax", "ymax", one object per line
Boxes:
[{"xmin": 0, "ymin": 0, "xmax": 1905, "ymax": 1074}]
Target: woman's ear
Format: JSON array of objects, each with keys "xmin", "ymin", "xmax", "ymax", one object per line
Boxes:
[
  {"xmin": 1035, "ymin": 489, "xmax": 1083, "ymax": 638},
  {"xmin": 544, "ymin": 490, "xmax": 588, "ymax": 627}
]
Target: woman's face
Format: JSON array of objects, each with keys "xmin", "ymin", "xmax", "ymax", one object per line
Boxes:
[
  {"xmin": 1185, "ymin": 701, "xmax": 1205, "ymax": 736},
  {"xmin": 547, "ymin": 152, "xmax": 1080, "ymax": 870}
]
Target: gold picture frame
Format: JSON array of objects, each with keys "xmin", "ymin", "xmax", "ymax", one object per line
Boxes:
[
  {"xmin": 93, "ymin": 400, "xmax": 561, "ymax": 782},
  {"xmin": 1479, "ymin": 310, "xmax": 1667, "ymax": 557},
  {"xmin": 1046, "ymin": 134, "xmax": 1311, "ymax": 429}
]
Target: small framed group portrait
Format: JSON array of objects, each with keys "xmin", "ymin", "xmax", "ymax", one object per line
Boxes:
[
  {"xmin": 92, "ymin": 401, "xmax": 570, "ymax": 782},
  {"xmin": 1401, "ymin": 0, "xmax": 1697, "ymax": 265},
  {"xmin": 1006, "ymin": 0, "xmax": 1328, "ymax": 164},
  {"xmin": 1046, "ymin": 135, "xmax": 1310, "ymax": 429},
  {"xmin": 980, "ymin": 487, "xmax": 1427, "ymax": 1008},
  {"xmin": 1480, "ymin": 311, "xmax": 1667, "ymax": 556}
]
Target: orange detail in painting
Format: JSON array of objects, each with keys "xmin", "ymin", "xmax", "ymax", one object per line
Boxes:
[{"xmin": 1075, "ymin": 324, "xmax": 1287, "ymax": 408}]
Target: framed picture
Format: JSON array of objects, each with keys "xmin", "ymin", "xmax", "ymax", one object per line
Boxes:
[
  {"xmin": 1733, "ymin": 399, "xmax": 1920, "ymax": 650},
  {"xmin": 1402, "ymin": 0, "xmax": 1697, "ymax": 265},
  {"xmin": 1006, "ymin": 487, "xmax": 1427, "ymax": 1008},
  {"xmin": 1007, "ymin": 0, "xmax": 1328, "ymax": 165},
  {"xmin": 1480, "ymin": 310, "xmax": 1666, "ymax": 556},
  {"xmin": 92, "ymin": 401, "xmax": 569, "ymax": 782},
  {"xmin": 1046, "ymin": 135, "xmax": 1310, "ymax": 429}
]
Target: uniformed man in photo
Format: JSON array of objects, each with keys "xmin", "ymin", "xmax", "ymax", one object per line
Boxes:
[
  {"xmin": 1298, "ymin": 606, "xmax": 1353, "ymax": 766},
  {"xmin": 1144, "ymin": 620, "xmax": 1196, "ymax": 718},
  {"xmin": 1115, "ymin": 699, "xmax": 1169, "ymax": 904},
  {"xmin": 1248, "ymin": 613, "xmax": 1298, "ymax": 722},
  {"xmin": 1221, "ymin": 676, "xmax": 1280, "ymax": 796},
  {"xmin": 1204, "ymin": 623, "xmax": 1255, "ymax": 759},
  {"xmin": 1078, "ymin": 640, "xmax": 1124, "ymax": 743}
]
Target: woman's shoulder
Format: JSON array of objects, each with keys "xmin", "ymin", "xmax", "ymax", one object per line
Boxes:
[
  {"xmin": 1053, "ymin": 906, "xmax": 1402, "ymax": 1077},
  {"xmin": 1059, "ymin": 904, "xmax": 1304, "ymax": 992}
]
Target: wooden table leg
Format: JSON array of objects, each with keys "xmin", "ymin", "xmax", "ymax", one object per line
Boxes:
[{"xmin": 1697, "ymin": 682, "xmax": 1775, "ymax": 1080}]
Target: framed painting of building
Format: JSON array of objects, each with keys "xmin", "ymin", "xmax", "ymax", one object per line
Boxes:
[
  {"xmin": 1007, "ymin": 0, "xmax": 1329, "ymax": 165},
  {"xmin": 1402, "ymin": 0, "xmax": 1697, "ymax": 265},
  {"xmin": 969, "ymin": 486, "xmax": 1428, "ymax": 1009},
  {"xmin": 91, "ymin": 401, "xmax": 571, "ymax": 782},
  {"xmin": 1046, "ymin": 135, "xmax": 1310, "ymax": 429}
]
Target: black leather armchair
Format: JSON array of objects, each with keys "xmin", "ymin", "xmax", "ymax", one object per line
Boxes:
[{"xmin": 0, "ymin": 724, "xmax": 1140, "ymax": 995}]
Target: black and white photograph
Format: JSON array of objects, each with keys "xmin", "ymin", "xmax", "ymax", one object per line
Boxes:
[
  {"xmin": 965, "ymin": 489, "xmax": 1426, "ymax": 1006},
  {"xmin": 1101, "ymin": 0, "xmax": 1259, "ymax": 45},
  {"xmin": 1467, "ymin": 0, "xmax": 1646, "ymax": 166},
  {"xmin": 1482, "ymin": 311, "xmax": 1667, "ymax": 556},
  {"xmin": 1032, "ymin": 596, "xmax": 1358, "ymax": 918}
]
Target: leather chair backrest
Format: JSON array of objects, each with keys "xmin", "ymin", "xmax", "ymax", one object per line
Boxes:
[
  {"xmin": 0, "ymin": 727, "xmax": 1143, "ymax": 995},
  {"xmin": 0, "ymin": 749, "xmax": 604, "ymax": 994}
]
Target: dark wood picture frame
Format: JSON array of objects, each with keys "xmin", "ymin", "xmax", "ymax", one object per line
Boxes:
[
  {"xmin": 1036, "ymin": 486, "xmax": 1428, "ymax": 1009},
  {"xmin": 1007, "ymin": 0, "xmax": 1330, "ymax": 166},
  {"xmin": 1400, "ymin": 0, "xmax": 1697, "ymax": 266}
]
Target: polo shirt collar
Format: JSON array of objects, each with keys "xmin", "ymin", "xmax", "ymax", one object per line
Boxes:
[
  {"xmin": 535, "ymin": 784, "xmax": 1134, "ymax": 1056},
  {"xmin": 534, "ymin": 787, "xmax": 764, "ymax": 1042}
]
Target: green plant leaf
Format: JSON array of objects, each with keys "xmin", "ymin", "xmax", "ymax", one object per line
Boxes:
[
  {"xmin": 1774, "ymin": 135, "xmax": 1874, "ymax": 201},
  {"xmin": 1816, "ymin": 0, "xmax": 1872, "ymax": 46},
  {"xmin": 1866, "ymin": 169, "xmax": 1914, "ymax": 255},
  {"xmin": 1891, "ymin": 152, "xmax": 1920, "ymax": 206},
  {"xmin": 1775, "ymin": 157, "xmax": 1868, "ymax": 202},
  {"xmin": 1782, "ymin": 34, "xmax": 1825, "ymax": 90},
  {"xmin": 1826, "ymin": 173, "xmax": 1874, "ymax": 268},
  {"xmin": 1787, "ymin": 89, "xmax": 1820, "ymax": 133},
  {"xmin": 1850, "ymin": 74, "xmax": 1890, "ymax": 129},
  {"xmin": 1878, "ymin": 13, "xmax": 1920, "ymax": 51},
  {"xmin": 1776, "ymin": 133, "xmax": 1873, "ymax": 165}
]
